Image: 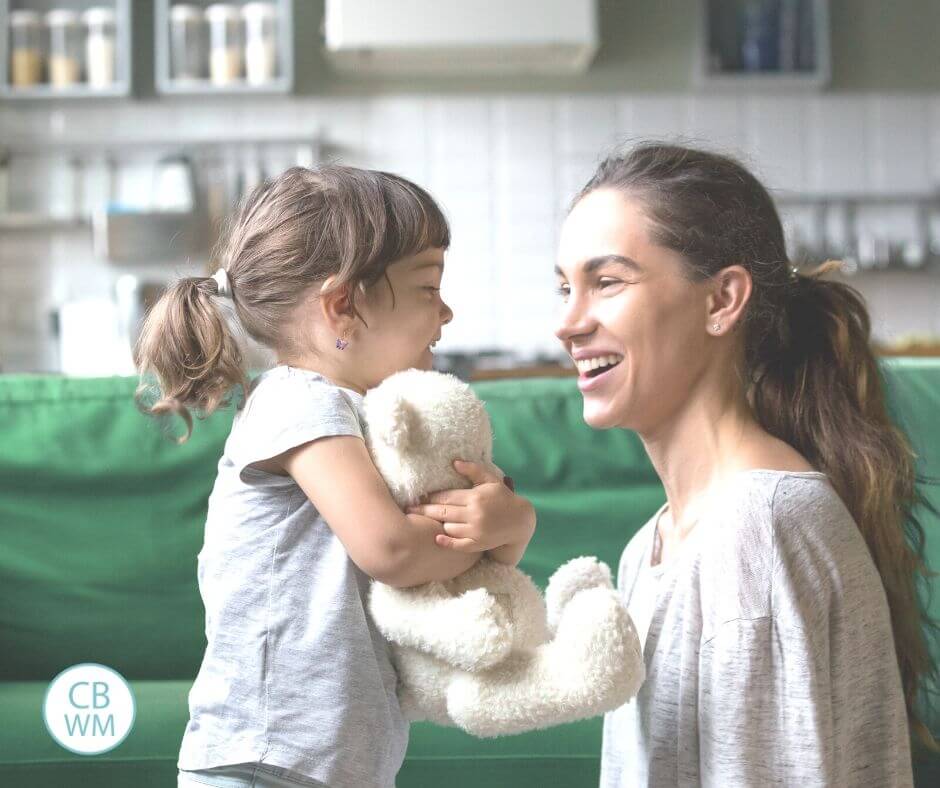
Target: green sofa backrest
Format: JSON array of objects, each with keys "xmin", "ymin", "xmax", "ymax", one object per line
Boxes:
[{"xmin": 1, "ymin": 362, "xmax": 938, "ymax": 715}]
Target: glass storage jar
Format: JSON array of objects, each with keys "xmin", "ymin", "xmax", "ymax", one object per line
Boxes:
[
  {"xmin": 82, "ymin": 6, "xmax": 116, "ymax": 88},
  {"xmin": 45, "ymin": 8, "xmax": 84, "ymax": 88},
  {"xmin": 242, "ymin": 2, "xmax": 278, "ymax": 85},
  {"xmin": 205, "ymin": 3, "xmax": 243, "ymax": 86},
  {"xmin": 9, "ymin": 9, "xmax": 43, "ymax": 87},
  {"xmin": 169, "ymin": 3, "xmax": 207, "ymax": 81}
]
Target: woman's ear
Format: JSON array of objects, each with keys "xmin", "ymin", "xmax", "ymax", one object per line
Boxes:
[
  {"xmin": 706, "ymin": 265, "xmax": 752, "ymax": 335},
  {"xmin": 319, "ymin": 276, "xmax": 356, "ymax": 336}
]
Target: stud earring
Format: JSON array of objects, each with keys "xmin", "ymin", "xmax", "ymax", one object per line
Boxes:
[
  {"xmin": 335, "ymin": 336, "xmax": 349, "ymax": 350},
  {"xmin": 713, "ymin": 323, "xmax": 721, "ymax": 333}
]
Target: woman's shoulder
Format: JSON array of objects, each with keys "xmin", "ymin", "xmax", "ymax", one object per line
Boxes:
[
  {"xmin": 705, "ymin": 469, "xmax": 838, "ymax": 541},
  {"xmin": 699, "ymin": 470, "xmax": 868, "ymax": 598},
  {"xmin": 768, "ymin": 471, "xmax": 879, "ymax": 587}
]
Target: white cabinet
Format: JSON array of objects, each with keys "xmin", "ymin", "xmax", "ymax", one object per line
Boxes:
[{"xmin": 324, "ymin": 0, "xmax": 598, "ymax": 75}]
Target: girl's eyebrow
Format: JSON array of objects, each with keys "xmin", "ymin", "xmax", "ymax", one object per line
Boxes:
[
  {"xmin": 554, "ymin": 255, "xmax": 641, "ymax": 277},
  {"xmin": 413, "ymin": 261, "xmax": 444, "ymax": 271}
]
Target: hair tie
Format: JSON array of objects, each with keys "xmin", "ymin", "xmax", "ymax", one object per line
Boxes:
[{"xmin": 211, "ymin": 268, "xmax": 232, "ymax": 299}]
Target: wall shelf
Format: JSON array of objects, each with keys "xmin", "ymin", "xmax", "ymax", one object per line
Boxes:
[
  {"xmin": 154, "ymin": 1, "xmax": 294, "ymax": 96},
  {"xmin": 694, "ymin": 0, "xmax": 830, "ymax": 90},
  {"xmin": 0, "ymin": 0, "xmax": 132, "ymax": 99},
  {"xmin": 0, "ymin": 211, "xmax": 87, "ymax": 230}
]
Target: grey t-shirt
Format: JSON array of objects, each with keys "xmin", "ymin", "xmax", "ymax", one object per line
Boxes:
[
  {"xmin": 600, "ymin": 470, "xmax": 913, "ymax": 787},
  {"xmin": 177, "ymin": 365, "xmax": 408, "ymax": 788}
]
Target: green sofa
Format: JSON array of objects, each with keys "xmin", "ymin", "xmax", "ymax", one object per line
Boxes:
[{"xmin": 2, "ymin": 360, "xmax": 939, "ymax": 787}]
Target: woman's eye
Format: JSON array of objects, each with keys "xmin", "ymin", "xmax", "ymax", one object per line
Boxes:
[
  {"xmin": 555, "ymin": 284, "xmax": 570, "ymax": 298},
  {"xmin": 598, "ymin": 277, "xmax": 621, "ymax": 289}
]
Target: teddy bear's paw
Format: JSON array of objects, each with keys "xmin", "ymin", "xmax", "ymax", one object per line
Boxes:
[
  {"xmin": 553, "ymin": 587, "xmax": 645, "ymax": 704},
  {"xmin": 446, "ymin": 674, "xmax": 507, "ymax": 738},
  {"xmin": 443, "ymin": 588, "xmax": 514, "ymax": 672},
  {"xmin": 545, "ymin": 556, "xmax": 613, "ymax": 633}
]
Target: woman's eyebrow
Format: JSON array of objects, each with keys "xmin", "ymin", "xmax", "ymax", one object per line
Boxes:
[{"xmin": 554, "ymin": 255, "xmax": 642, "ymax": 277}]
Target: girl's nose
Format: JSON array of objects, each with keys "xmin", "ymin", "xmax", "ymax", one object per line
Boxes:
[{"xmin": 440, "ymin": 299, "xmax": 454, "ymax": 326}]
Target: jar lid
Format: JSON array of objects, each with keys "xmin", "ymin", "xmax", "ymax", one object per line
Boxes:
[
  {"xmin": 242, "ymin": 2, "xmax": 277, "ymax": 19},
  {"xmin": 10, "ymin": 9, "xmax": 42, "ymax": 26},
  {"xmin": 204, "ymin": 4, "xmax": 242, "ymax": 22},
  {"xmin": 44, "ymin": 9, "xmax": 81, "ymax": 27},
  {"xmin": 81, "ymin": 7, "xmax": 116, "ymax": 26},
  {"xmin": 170, "ymin": 4, "xmax": 204, "ymax": 22}
]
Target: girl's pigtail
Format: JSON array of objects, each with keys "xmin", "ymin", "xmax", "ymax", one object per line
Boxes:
[{"xmin": 134, "ymin": 275, "xmax": 248, "ymax": 444}]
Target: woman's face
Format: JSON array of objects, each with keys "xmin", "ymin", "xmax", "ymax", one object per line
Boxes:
[{"xmin": 554, "ymin": 188, "xmax": 715, "ymax": 433}]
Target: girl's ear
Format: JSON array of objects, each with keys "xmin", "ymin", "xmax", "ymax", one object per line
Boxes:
[{"xmin": 319, "ymin": 276, "xmax": 356, "ymax": 336}]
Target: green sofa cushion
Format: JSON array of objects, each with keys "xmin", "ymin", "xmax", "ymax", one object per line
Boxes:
[
  {"xmin": 0, "ymin": 375, "xmax": 666, "ymax": 683},
  {"xmin": 1, "ymin": 360, "xmax": 938, "ymax": 787}
]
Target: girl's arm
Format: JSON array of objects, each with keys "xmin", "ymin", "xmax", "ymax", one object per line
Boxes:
[
  {"xmin": 406, "ymin": 460, "xmax": 537, "ymax": 567},
  {"xmin": 278, "ymin": 434, "xmax": 481, "ymax": 588}
]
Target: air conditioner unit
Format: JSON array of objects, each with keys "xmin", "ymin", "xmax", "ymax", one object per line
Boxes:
[{"xmin": 324, "ymin": 0, "xmax": 598, "ymax": 75}]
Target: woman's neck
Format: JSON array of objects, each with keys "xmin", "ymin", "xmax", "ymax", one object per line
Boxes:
[{"xmin": 641, "ymin": 385, "xmax": 763, "ymax": 551}]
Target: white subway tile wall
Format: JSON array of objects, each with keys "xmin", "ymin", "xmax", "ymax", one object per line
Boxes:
[{"xmin": 1, "ymin": 92, "xmax": 939, "ymax": 372}]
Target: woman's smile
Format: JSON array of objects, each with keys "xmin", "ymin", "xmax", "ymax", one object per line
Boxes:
[{"xmin": 573, "ymin": 351, "xmax": 625, "ymax": 392}]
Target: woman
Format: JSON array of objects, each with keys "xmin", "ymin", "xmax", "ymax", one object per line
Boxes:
[{"xmin": 553, "ymin": 143, "xmax": 936, "ymax": 786}]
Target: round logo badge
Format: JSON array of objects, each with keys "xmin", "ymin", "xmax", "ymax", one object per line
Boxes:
[{"xmin": 42, "ymin": 663, "xmax": 136, "ymax": 755}]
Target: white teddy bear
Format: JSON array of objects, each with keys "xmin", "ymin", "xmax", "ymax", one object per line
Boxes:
[{"xmin": 364, "ymin": 369, "xmax": 645, "ymax": 738}]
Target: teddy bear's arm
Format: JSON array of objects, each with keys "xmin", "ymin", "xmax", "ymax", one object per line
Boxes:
[{"xmin": 369, "ymin": 582, "xmax": 513, "ymax": 672}]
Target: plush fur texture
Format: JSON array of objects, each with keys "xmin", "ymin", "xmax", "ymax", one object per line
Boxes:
[{"xmin": 365, "ymin": 369, "xmax": 645, "ymax": 738}]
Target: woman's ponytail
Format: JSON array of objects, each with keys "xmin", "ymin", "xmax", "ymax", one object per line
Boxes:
[
  {"xmin": 134, "ymin": 274, "xmax": 248, "ymax": 444},
  {"xmin": 749, "ymin": 260, "xmax": 940, "ymax": 749}
]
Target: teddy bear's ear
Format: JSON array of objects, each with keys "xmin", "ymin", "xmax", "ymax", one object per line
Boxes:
[{"xmin": 376, "ymin": 395, "xmax": 426, "ymax": 453}]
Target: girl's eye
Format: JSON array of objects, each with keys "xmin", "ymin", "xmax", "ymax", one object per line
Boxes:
[
  {"xmin": 598, "ymin": 277, "xmax": 621, "ymax": 289},
  {"xmin": 555, "ymin": 283, "xmax": 570, "ymax": 298}
]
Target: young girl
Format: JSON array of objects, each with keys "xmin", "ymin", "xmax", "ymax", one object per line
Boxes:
[{"xmin": 134, "ymin": 165, "xmax": 537, "ymax": 788}]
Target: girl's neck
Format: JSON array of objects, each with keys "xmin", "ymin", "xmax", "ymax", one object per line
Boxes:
[{"xmin": 275, "ymin": 358, "xmax": 367, "ymax": 396}]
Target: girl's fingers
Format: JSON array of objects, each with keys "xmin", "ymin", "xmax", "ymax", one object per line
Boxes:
[
  {"xmin": 452, "ymin": 459, "xmax": 503, "ymax": 486},
  {"xmin": 435, "ymin": 534, "xmax": 480, "ymax": 552},
  {"xmin": 425, "ymin": 489, "xmax": 473, "ymax": 505},
  {"xmin": 440, "ymin": 521, "xmax": 473, "ymax": 538},
  {"xmin": 406, "ymin": 503, "xmax": 468, "ymax": 523}
]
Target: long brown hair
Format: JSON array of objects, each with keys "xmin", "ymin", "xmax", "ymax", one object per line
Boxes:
[
  {"xmin": 575, "ymin": 142, "xmax": 938, "ymax": 747},
  {"xmin": 134, "ymin": 165, "xmax": 450, "ymax": 442}
]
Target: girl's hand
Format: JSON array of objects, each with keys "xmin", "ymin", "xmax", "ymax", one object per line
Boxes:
[{"xmin": 406, "ymin": 460, "xmax": 536, "ymax": 562}]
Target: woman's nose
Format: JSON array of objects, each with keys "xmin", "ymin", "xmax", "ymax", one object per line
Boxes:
[{"xmin": 555, "ymin": 297, "xmax": 593, "ymax": 343}]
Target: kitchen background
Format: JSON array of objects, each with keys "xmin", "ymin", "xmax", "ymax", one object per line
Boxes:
[{"xmin": 1, "ymin": 0, "xmax": 939, "ymax": 376}]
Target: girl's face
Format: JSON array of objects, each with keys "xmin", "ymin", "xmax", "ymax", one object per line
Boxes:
[
  {"xmin": 554, "ymin": 189, "xmax": 714, "ymax": 433},
  {"xmin": 354, "ymin": 246, "xmax": 453, "ymax": 389}
]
